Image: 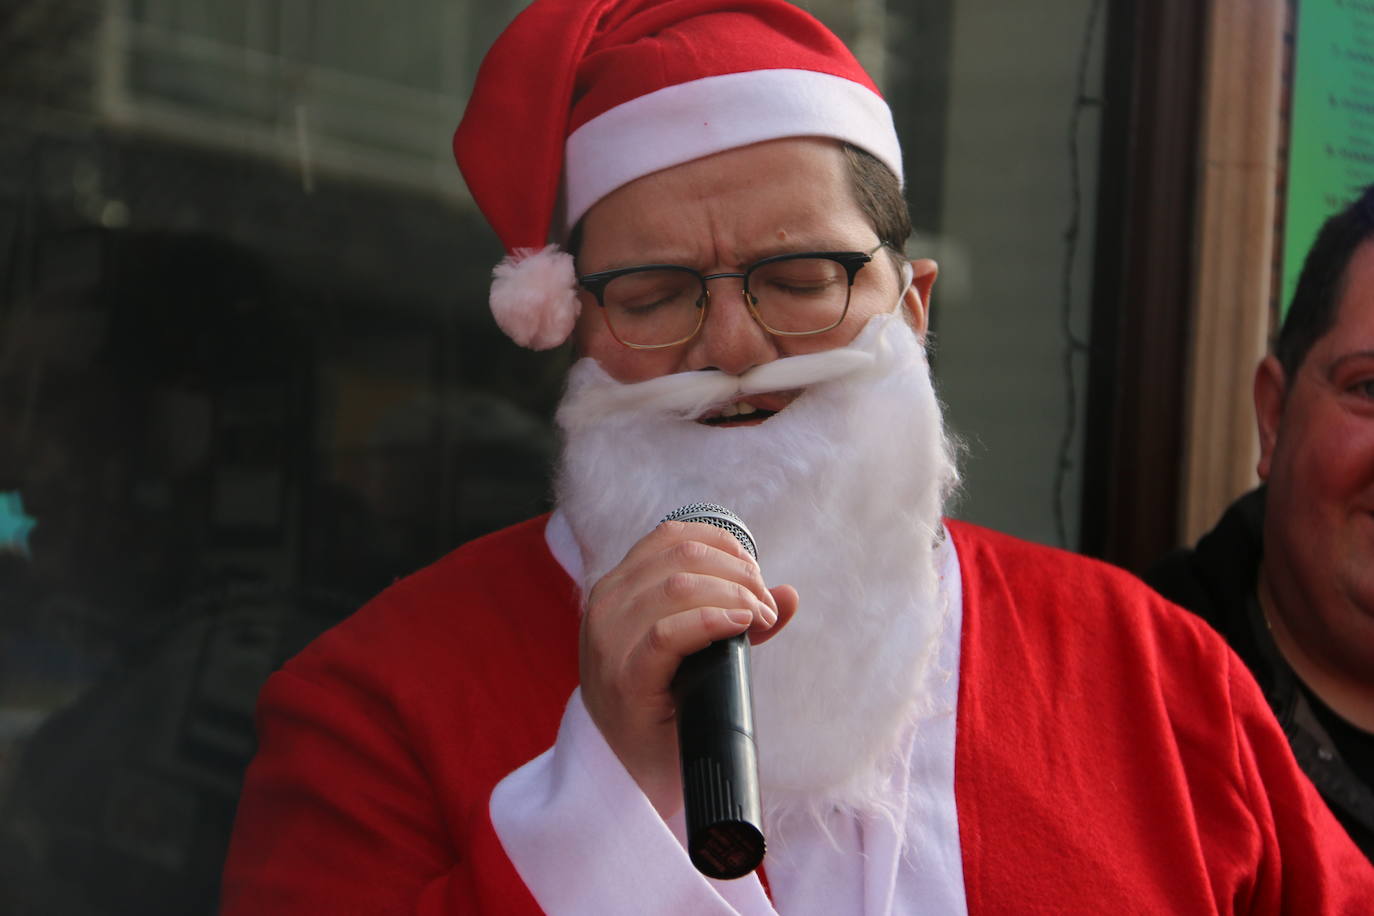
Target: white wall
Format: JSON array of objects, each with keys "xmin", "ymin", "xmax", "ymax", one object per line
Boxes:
[{"xmin": 929, "ymin": 0, "xmax": 1105, "ymax": 548}]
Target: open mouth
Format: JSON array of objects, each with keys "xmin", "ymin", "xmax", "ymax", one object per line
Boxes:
[{"xmin": 698, "ymin": 393, "xmax": 794, "ymax": 426}]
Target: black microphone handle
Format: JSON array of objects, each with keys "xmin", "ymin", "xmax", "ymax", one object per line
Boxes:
[
  {"xmin": 660, "ymin": 503, "xmax": 765, "ymax": 880},
  {"xmin": 673, "ymin": 634, "xmax": 765, "ymax": 879}
]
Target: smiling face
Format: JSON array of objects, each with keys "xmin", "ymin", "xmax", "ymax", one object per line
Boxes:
[
  {"xmin": 1256, "ymin": 238, "xmax": 1374, "ymax": 680},
  {"xmin": 570, "ymin": 138, "xmax": 934, "ymax": 423}
]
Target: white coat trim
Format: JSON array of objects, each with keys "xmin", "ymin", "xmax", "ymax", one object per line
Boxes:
[{"xmin": 509, "ymin": 513, "xmax": 967, "ymax": 914}]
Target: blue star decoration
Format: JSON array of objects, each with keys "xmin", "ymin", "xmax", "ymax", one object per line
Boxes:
[{"xmin": 0, "ymin": 491, "xmax": 37, "ymax": 557}]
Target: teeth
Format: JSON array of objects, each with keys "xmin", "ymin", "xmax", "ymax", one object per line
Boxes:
[{"xmin": 718, "ymin": 401, "xmax": 759, "ymax": 419}]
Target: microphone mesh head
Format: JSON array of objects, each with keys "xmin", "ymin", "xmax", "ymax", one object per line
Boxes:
[{"xmin": 660, "ymin": 503, "xmax": 757, "ymax": 560}]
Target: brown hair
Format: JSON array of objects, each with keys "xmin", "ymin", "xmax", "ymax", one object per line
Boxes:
[
  {"xmin": 1276, "ymin": 185, "xmax": 1374, "ymax": 379},
  {"xmin": 840, "ymin": 142, "xmax": 911, "ymax": 264}
]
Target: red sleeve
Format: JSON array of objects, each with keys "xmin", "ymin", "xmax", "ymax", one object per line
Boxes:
[
  {"xmin": 220, "ymin": 668, "xmax": 544, "ymax": 916},
  {"xmin": 1223, "ymin": 652, "xmax": 1374, "ymax": 914},
  {"xmin": 220, "ymin": 516, "xmax": 580, "ymax": 914}
]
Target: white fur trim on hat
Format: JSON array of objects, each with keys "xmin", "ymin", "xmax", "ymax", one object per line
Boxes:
[
  {"xmin": 562, "ymin": 68, "xmax": 902, "ymax": 233},
  {"xmin": 490, "ymin": 245, "xmax": 581, "ymax": 350}
]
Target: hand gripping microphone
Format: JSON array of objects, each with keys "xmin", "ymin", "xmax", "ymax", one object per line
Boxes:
[{"xmin": 660, "ymin": 503, "xmax": 765, "ymax": 880}]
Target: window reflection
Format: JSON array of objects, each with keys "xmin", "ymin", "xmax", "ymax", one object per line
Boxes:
[
  {"xmin": 0, "ymin": 202, "xmax": 561, "ymax": 914},
  {"xmin": 2, "ymin": 2, "xmax": 552, "ymax": 911}
]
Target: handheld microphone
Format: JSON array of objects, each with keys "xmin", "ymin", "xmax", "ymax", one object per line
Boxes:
[{"xmin": 660, "ymin": 503, "xmax": 765, "ymax": 880}]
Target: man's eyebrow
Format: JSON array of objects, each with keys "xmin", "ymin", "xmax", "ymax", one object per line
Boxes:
[
  {"xmin": 1324, "ymin": 349, "xmax": 1374, "ymax": 374},
  {"xmin": 577, "ymin": 255, "xmax": 681, "ymax": 274},
  {"xmin": 582, "ymin": 243, "xmax": 858, "ymax": 274},
  {"xmin": 739, "ymin": 240, "xmax": 861, "ymax": 261}
]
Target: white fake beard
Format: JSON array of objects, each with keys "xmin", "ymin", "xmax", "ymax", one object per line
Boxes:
[{"xmin": 553, "ymin": 311, "xmax": 960, "ymax": 823}]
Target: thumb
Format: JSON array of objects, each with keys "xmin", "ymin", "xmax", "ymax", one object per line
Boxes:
[{"xmin": 750, "ymin": 584, "xmax": 799, "ymax": 647}]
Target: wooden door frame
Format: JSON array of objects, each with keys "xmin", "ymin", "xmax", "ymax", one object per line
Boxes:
[{"xmin": 1081, "ymin": 0, "xmax": 1284, "ymax": 571}]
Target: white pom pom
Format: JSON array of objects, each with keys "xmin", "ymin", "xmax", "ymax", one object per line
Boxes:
[{"xmin": 489, "ymin": 245, "xmax": 580, "ymax": 350}]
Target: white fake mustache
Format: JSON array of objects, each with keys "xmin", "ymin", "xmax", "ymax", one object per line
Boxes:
[{"xmin": 555, "ymin": 339, "xmax": 877, "ymax": 431}]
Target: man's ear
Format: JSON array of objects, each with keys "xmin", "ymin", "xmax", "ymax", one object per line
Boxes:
[
  {"xmin": 904, "ymin": 258, "xmax": 938, "ymax": 336},
  {"xmin": 1253, "ymin": 354, "xmax": 1287, "ymax": 481}
]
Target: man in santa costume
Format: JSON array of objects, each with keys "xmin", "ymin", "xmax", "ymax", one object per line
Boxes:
[{"xmin": 221, "ymin": 1, "xmax": 1374, "ymax": 912}]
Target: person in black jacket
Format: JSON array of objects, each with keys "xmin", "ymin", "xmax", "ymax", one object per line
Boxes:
[{"xmin": 1146, "ymin": 188, "xmax": 1374, "ymax": 860}]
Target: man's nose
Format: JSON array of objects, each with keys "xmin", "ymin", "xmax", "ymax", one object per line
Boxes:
[{"xmin": 681, "ymin": 279, "xmax": 779, "ymax": 375}]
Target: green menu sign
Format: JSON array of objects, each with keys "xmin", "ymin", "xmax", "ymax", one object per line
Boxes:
[{"xmin": 1283, "ymin": 0, "xmax": 1374, "ymax": 316}]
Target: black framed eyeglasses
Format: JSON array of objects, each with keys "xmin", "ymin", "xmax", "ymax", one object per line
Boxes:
[{"xmin": 576, "ymin": 244, "xmax": 885, "ymax": 349}]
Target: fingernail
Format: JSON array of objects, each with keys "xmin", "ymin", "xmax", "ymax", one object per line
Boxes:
[
  {"xmin": 725, "ymin": 609, "xmax": 753, "ymax": 626},
  {"xmin": 761, "ymin": 603, "xmax": 778, "ymax": 626}
]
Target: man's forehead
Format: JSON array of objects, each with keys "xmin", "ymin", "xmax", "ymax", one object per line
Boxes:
[{"xmin": 575, "ymin": 141, "xmax": 870, "ymax": 271}]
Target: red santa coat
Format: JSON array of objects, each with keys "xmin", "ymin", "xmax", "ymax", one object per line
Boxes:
[{"xmin": 221, "ymin": 516, "xmax": 1373, "ymax": 913}]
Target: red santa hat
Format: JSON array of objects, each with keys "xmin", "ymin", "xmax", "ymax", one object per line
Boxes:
[{"xmin": 453, "ymin": 0, "xmax": 903, "ymax": 350}]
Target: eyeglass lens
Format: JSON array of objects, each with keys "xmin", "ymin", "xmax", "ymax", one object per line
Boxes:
[{"xmin": 600, "ymin": 257, "xmax": 852, "ymax": 346}]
